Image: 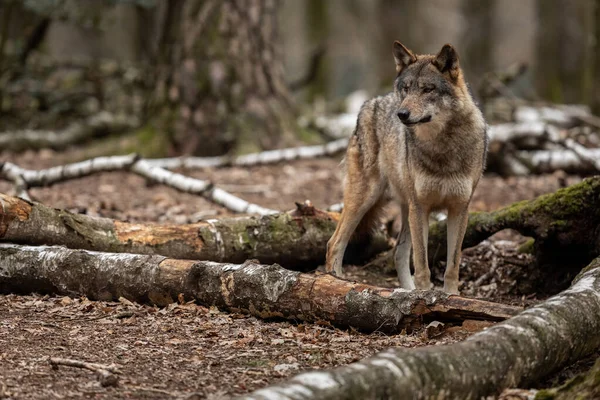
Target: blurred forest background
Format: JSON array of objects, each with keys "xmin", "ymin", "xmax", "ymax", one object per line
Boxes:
[{"xmin": 0, "ymin": 0, "xmax": 599, "ymax": 156}]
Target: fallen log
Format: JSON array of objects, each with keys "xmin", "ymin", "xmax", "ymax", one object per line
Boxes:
[
  {"xmin": 146, "ymin": 138, "xmax": 348, "ymax": 169},
  {"xmin": 0, "ymin": 156, "xmax": 278, "ymax": 215},
  {"xmin": 0, "ymin": 194, "xmax": 388, "ymax": 269},
  {"xmin": 514, "ymin": 148, "xmax": 600, "ymax": 174},
  {"xmin": 514, "ymin": 104, "xmax": 593, "ymax": 128},
  {"xmin": 0, "ymin": 244, "xmax": 520, "ymax": 332},
  {"xmin": 428, "ymin": 176, "xmax": 600, "ymax": 291},
  {"xmin": 0, "ymin": 112, "xmax": 139, "ymax": 152},
  {"xmin": 238, "ymin": 256, "xmax": 600, "ymax": 400}
]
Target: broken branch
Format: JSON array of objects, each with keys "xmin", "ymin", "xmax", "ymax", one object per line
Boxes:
[{"xmin": 49, "ymin": 357, "xmax": 120, "ymax": 387}]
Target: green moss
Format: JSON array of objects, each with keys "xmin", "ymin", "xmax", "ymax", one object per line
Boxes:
[
  {"xmin": 535, "ymin": 390, "xmax": 556, "ymax": 400},
  {"xmin": 539, "ymin": 358, "xmax": 600, "ymax": 400},
  {"xmin": 134, "ymin": 124, "xmax": 170, "ymax": 158},
  {"xmin": 297, "ymin": 126, "xmax": 325, "ymax": 145},
  {"xmin": 518, "ymin": 238, "xmax": 535, "ymax": 254}
]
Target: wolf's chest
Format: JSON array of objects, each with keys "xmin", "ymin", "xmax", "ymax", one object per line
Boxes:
[{"xmin": 412, "ymin": 171, "xmax": 473, "ymax": 209}]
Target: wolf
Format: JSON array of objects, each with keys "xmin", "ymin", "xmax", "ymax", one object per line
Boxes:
[{"xmin": 325, "ymin": 41, "xmax": 488, "ymax": 294}]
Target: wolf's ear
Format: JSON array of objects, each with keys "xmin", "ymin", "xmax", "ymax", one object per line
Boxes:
[
  {"xmin": 393, "ymin": 41, "xmax": 416, "ymax": 73},
  {"xmin": 433, "ymin": 44, "xmax": 460, "ymax": 80}
]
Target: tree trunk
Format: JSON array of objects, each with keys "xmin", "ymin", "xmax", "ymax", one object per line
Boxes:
[
  {"xmin": 0, "ymin": 243, "xmax": 521, "ymax": 333},
  {"xmin": 593, "ymin": 0, "xmax": 600, "ymax": 115},
  {"xmin": 536, "ymin": 0, "xmax": 596, "ymax": 104},
  {"xmin": 158, "ymin": 0, "xmax": 297, "ymax": 156},
  {"xmin": 238, "ymin": 256, "xmax": 600, "ymax": 400},
  {"xmin": 429, "ymin": 176, "xmax": 600, "ymax": 293},
  {"xmin": 0, "ymin": 194, "xmax": 389, "ymax": 270}
]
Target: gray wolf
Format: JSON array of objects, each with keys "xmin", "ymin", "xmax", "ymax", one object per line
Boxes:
[{"xmin": 325, "ymin": 41, "xmax": 488, "ymax": 294}]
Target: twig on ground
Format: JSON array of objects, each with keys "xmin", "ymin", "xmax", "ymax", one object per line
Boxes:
[
  {"xmin": 473, "ymin": 243, "xmax": 500, "ymax": 288},
  {"xmin": 49, "ymin": 357, "xmax": 121, "ymax": 387}
]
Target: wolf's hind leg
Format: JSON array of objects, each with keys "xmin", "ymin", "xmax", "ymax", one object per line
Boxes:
[
  {"xmin": 325, "ymin": 182, "xmax": 383, "ymax": 276},
  {"xmin": 394, "ymin": 203, "xmax": 415, "ymax": 289},
  {"xmin": 326, "ymin": 139, "xmax": 383, "ymax": 276}
]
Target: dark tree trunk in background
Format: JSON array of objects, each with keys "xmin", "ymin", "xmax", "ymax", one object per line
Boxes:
[
  {"xmin": 460, "ymin": 0, "xmax": 493, "ymax": 96},
  {"xmin": 594, "ymin": 0, "xmax": 600, "ymax": 114},
  {"xmin": 536, "ymin": 0, "xmax": 595, "ymax": 105},
  {"xmin": 154, "ymin": 0, "xmax": 297, "ymax": 156}
]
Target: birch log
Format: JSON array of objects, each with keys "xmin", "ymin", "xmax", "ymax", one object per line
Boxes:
[
  {"xmin": 146, "ymin": 138, "xmax": 348, "ymax": 169},
  {"xmin": 0, "ymin": 194, "xmax": 388, "ymax": 269},
  {"xmin": 238, "ymin": 256, "xmax": 600, "ymax": 400},
  {"xmin": 0, "ymin": 112, "xmax": 139, "ymax": 152},
  {"xmin": 0, "ymin": 156, "xmax": 277, "ymax": 215},
  {"xmin": 0, "ymin": 244, "xmax": 520, "ymax": 332},
  {"xmin": 514, "ymin": 148, "xmax": 600, "ymax": 174}
]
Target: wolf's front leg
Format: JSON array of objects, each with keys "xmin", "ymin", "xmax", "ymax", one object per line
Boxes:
[
  {"xmin": 444, "ymin": 204, "xmax": 470, "ymax": 294},
  {"xmin": 408, "ymin": 203, "xmax": 432, "ymax": 290},
  {"xmin": 394, "ymin": 203, "xmax": 415, "ymax": 289}
]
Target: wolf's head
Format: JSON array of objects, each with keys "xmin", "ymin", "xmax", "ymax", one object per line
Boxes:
[{"xmin": 392, "ymin": 41, "xmax": 471, "ymax": 134}]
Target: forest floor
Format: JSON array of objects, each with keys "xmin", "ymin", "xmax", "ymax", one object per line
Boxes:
[{"xmin": 0, "ymin": 149, "xmax": 593, "ymax": 399}]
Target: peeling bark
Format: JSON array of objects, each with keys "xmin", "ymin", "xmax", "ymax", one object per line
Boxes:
[
  {"xmin": 238, "ymin": 256, "xmax": 600, "ymax": 400},
  {"xmin": 429, "ymin": 176, "xmax": 600, "ymax": 292},
  {"xmin": 0, "ymin": 244, "xmax": 520, "ymax": 333},
  {"xmin": 0, "ymin": 194, "xmax": 388, "ymax": 269}
]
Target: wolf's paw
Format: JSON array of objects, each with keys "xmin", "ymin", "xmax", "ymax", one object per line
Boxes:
[
  {"xmin": 415, "ymin": 279, "xmax": 434, "ymax": 291},
  {"xmin": 443, "ymin": 283, "xmax": 460, "ymax": 295}
]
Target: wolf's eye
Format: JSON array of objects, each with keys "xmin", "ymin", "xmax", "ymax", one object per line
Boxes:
[
  {"xmin": 423, "ymin": 86, "xmax": 435, "ymax": 93},
  {"xmin": 401, "ymin": 85, "xmax": 409, "ymax": 93}
]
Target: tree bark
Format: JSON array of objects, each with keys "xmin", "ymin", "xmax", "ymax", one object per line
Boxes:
[
  {"xmin": 237, "ymin": 256, "xmax": 600, "ymax": 400},
  {"xmin": 429, "ymin": 176, "xmax": 600, "ymax": 292},
  {"xmin": 0, "ymin": 194, "xmax": 388, "ymax": 270},
  {"xmin": 0, "ymin": 243, "xmax": 521, "ymax": 333},
  {"xmin": 158, "ymin": 0, "xmax": 298, "ymax": 156}
]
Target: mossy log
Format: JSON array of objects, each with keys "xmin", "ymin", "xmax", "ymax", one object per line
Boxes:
[
  {"xmin": 0, "ymin": 194, "xmax": 388, "ymax": 270},
  {"xmin": 429, "ymin": 176, "xmax": 600, "ymax": 291},
  {"xmin": 0, "ymin": 244, "xmax": 520, "ymax": 333},
  {"xmin": 535, "ymin": 357, "xmax": 600, "ymax": 400},
  {"xmin": 239, "ymin": 256, "xmax": 600, "ymax": 400}
]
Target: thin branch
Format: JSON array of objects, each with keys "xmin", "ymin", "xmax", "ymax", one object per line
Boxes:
[
  {"xmin": 49, "ymin": 357, "xmax": 120, "ymax": 387},
  {"xmin": 0, "ymin": 156, "xmax": 277, "ymax": 215},
  {"xmin": 146, "ymin": 137, "xmax": 349, "ymax": 169}
]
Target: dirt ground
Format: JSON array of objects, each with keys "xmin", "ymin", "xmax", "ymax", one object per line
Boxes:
[{"xmin": 0, "ymin": 148, "xmax": 587, "ymax": 399}]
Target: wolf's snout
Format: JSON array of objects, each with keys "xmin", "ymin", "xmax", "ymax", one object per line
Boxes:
[{"xmin": 397, "ymin": 109, "xmax": 411, "ymax": 122}]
